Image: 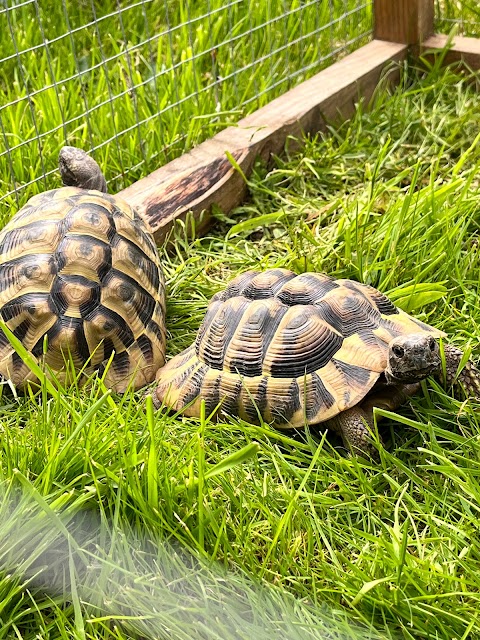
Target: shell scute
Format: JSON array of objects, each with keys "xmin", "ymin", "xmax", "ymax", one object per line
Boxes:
[
  {"xmin": 155, "ymin": 270, "xmax": 443, "ymax": 428},
  {"xmin": 0, "ymin": 186, "xmax": 166, "ymax": 391}
]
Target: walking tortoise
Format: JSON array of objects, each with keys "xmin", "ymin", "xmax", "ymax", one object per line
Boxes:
[{"xmin": 153, "ymin": 269, "xmax": 480, "ymax": 457}]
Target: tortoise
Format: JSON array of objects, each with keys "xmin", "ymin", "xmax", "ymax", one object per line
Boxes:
[
  {"xmin": 152, "ymin": 268, "xmax": 480, "ymax": 457},
  {"xmin": 0, "ymin": 146, "xmax": 166, "ymax": 392}
]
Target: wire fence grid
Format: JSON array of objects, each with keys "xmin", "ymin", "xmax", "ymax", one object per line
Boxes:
[
  {"xmin": 435, "ymin": 1, "xmax": 480, "ymax": 36},
  {"xmin": 0, "ymin": 0, "xmax": 373, "ymax": 215}
]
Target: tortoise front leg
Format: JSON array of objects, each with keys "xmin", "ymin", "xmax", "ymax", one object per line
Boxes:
[
  {"xmin": 440, "ymin": 344, "xmax": 480, "ymax": 397},
  {"xmin": 327, "ymin": 407, "xmax": 380, "ymax": 459},
  {"xmin": 328, "ymin": 383, "xmax": 421, "ymax": 459}
]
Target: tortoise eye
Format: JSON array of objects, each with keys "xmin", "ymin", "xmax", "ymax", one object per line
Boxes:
[
  {"xmin": 392, "ymin": 345, "xmax": 405, "ymax": 358},
  {"xmin": 429, "ymin": 337, "xmax": 436, "ymax": 350}
]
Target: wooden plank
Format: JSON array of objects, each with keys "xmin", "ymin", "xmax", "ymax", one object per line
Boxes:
[
  {"xmin": 374, "ymin": 0, "xmax": 434, "ymax": 45},
  {"xmin": 422, "ymin": 34, "xmax": 480, "ymax": 70},
  {"xmin": 118, "ymin": 40, "xmax": 407, "ymax": 244}
]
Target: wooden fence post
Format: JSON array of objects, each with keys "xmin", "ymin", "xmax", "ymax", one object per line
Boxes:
[{"xmin": 374, "ymin": 0, "xmax": 434, "ymax": 45}]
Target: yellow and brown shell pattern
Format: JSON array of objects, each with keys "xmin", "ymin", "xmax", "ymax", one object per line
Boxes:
[
  {"xmin": 0, "ymin": 187, "xmax": 166, "ymax": 391},
  {"xmin": 154, "ymin": 269, "xmax": 443, "ymax": 428}
]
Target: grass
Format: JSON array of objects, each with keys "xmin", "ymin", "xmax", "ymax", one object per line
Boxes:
[
  {"xmin": 435, "ymin": 0, "xmax": 480, "ymax": 36},
  {"xmin": 2, "ymin": 4, "xmax": 480, "ymax": 640},
  {"xmin": 0, "ymin": 0, "xmax": 371, "ymax": 211},
  {"xmin": 1, "ymin": 58, "xmax": 480, "ymax": 639}
]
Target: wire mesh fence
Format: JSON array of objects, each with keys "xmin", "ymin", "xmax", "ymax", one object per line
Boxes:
[
  {"xmin": 0, "ymin": 0, "xmax": 373, "ymax": 215},
  {"xmin": 435, "ymin": 1, "xmax": 480, "ymax": 37}
]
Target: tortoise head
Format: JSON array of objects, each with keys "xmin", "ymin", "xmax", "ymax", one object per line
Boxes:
[
  {"xmin": 58, "ymin": 146, "xmax": 108, "ymax": 193},
  {"xmin": 385, "ymin": 333, "xmax": 440, "ymax": 384}
]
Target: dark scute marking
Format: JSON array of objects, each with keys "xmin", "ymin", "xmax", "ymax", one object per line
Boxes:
[
  {"xmin": 170, "ymin": 362, "xmax": 196, "ymax": 398},
  {"xmin": 0, "ymin": 219, "xmax": 64, "ymax": 257},
  {"xmin": 344, "ymin": 280, "xmax": 399, "ymax": 316},
  {"xmin": 146, "ymin": 318, "xmax": 165, "ymax": 344},
  {"xmin": 0, "ymin": 292, "xmax": 51, "ymax": 322},
  {"xmin": 212, "ymin": 272, "xmax": 259, "ymax": 302},
  {"xmin": 112, "ymin": 351, "xmax": 131, "ymax": 377},
  {"xmin": 11, "ymin": 352, "xmax": 24, "ymax": 372},
  {"xmin": 332, "ymin": 359, "xmax": 372, "ymax": 387},
  {"xmin": 337, "ymin": 295, "xmax": 381, "ymax": 338},
  {"xmin": 249, "ymin": 378, "xmax": 268, "ymax": 420},
  {"xmin": 408, "ymin": 317, "xmax": 437, "ymax": 332},
  {"xmin": 245, "ymin": 376, "xmax": 268, "ymax": 422},
  {"xmin": 198, "ymin": 298, "xmax": 250, "ymax": 370},
  {"xmin": 12, "ymin": 319, "xmax": 30, "ymax": 342},
  {"xmin": 104, "ymin": 269, "xmax": 156, "ymax": 326},
  {"xmin": 0, "ymin": 327, "xmax": 11, "ymax": 351},
  {"xmin": 227, "ymin": 303, "xmax": 289, "ymax": 378},
  {"xmin": 371, "ymin": 290, "xmax": 399, "ymax": 316},
  {"xmin": 194, "ymin": 301, "xmax": 221, "ymax": 354},
  {"xmin": 305, "ymin": 372, "xmax": 335, "ymax": 421},
  {"xmin": 270, "ymin": 325, "xmax": 344, "ymax": 378},
  {"xmin": 55, "ymin": 234, "xmax": 112, "ymax": 280},
  {"xmin": 50, "ymin": 274, "xmax": 101, "ymax": 318},
  {"xmin": 86, "ymin": 305, "xmax": 135, "ymax": 349},
  {"xmin": 241, "ymin": 269, "xmax": 297, "ymax": 300},
  {"xmin": 341, "ymin": 280, "xmax": 372, "ymax": 298},
  {"xmin": 110, "ymin": 234, "xmax": 160, "ymax": 292},
  {"xmin": 277, "ymin": 273, "xmax": 339, "ymax": 305},
  {"xmin": 229, "ymin": 357, "xmax": 262, "ymax": 378},
  {"xmin": 102, "ymin": 338, "xmax": 115, "ymax": 360},
  {"xmin": 0, "ymin": 255, "xmax": 55, "ymax": 292},
  {"xmin": 71, "ymin": 317, "xmax": 90, "ymax": 362},
  {"xmin": 220, "ymin": 378, "xmax": 242, "ymax": 417},
  {"xmin": 32, "ymin": 316, "xmax": 90, "ymax": 363},
  {"xmin": 270, "ymin": 379, "xmax": 301, "ymax": 424},
  {"xmin": 31, "ymin": 317, "xmax": 61, "ymax": 356},
  {"xmin": 313, "ymin": 300, "xmax": 344, "ymax": 334},
  {"xmin": 136, "ymin": 334, "xmax": 153, "ymax": 364},
  {"xmin": 123, "ymin": 213, "xmax": 158, "ymax": 256},
  {"xmin": 118, "ymin": 283, "xmax": 135, "ymax": 302},
  {"xmin": 180, "ymin": 364, "xmax": 208, "ymax": 407},
  {"xmin": 64, "ymin": 203, "xmax": 116, "ymax": 242},
  {"xmin": 204, "ymin": 374, "xmax": 222, "ymax": 416}
]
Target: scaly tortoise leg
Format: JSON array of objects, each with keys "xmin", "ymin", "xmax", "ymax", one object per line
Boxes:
[
  {"xmin": 327, "ymin": 407, "xmax": 379, "ymax": 459},
  {"xmin": 440, "ymin": 344, "xmax": 480, "ymax": 397},
  {"xmin": 327, "ymin": 384, "xmax": 421, "ymax": 459}
]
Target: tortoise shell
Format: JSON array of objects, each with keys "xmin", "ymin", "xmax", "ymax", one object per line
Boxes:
[
  {"xmin": 154, "ymin": 269, "xmax": 443, "ymax": 428},
  {"xmin": 0, "ymin": 187, "xmax": 166, "ymax": 391}
]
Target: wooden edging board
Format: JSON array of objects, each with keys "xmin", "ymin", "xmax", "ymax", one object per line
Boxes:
[
  {"xmin": 118, "ymin": 39, "xmax": 407, "ymax": 243},
  {"xmin": 422, "ymin": 34, "xmax": 480, "ymax": 70}
]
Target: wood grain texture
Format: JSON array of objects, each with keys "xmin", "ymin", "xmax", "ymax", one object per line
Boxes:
[
  {"xmin": 422, "ymin": 34, "xmax": 480, "ymax": 70},
  {"xmin": 118, "ymin": 40, "xmax": 407, "ymax": 244},
  {"xmin": 374, "ymin": 0, "xmax": 434, "ymax": 44}
]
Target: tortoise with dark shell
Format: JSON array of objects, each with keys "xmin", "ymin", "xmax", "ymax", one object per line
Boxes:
[
  {"xmin": 153, "ymin": 268, "xmax": 480, "ymax": 457},
  {"xmin": 0, "ymin": 147, "xmax": 166, "ymax": 392}
]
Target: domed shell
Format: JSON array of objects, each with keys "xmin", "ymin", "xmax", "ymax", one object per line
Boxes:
[
  {"xmin": 0, "ymin": 186, "xmax": 166, "ymax": 391},
  {"xmin": 154, "ymin": 269, "xmax": 443, "ymax": 428}
]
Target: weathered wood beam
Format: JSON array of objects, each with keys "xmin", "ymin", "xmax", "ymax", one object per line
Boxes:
[
  {"xmin": 421, "ymin": 34, "xmax": 480, "ymax": 70},
  {"xmin": 118, "ymin": 39, "xmax": 407, "ymax": 243},
  {"xmin": 374, "ymin": 0, "xmax": 434, "ymax": 45}
]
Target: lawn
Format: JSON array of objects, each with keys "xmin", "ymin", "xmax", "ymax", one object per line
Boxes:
[
  {"xmin": 0, "ymin": 0, "xmax": 371, "ymax": 211},
  {"xmin": 1, "ymin": 4, "xmax": 480, "ymax": 640}
]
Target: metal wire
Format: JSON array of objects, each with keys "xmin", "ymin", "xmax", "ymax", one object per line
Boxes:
[
  {"xmin": 0, "ymin": 0, "xmax": 374, "ymax": 210},
  {"xmin": 434, "ymin": 1, "xmax": 480, "ymax": 37}
]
